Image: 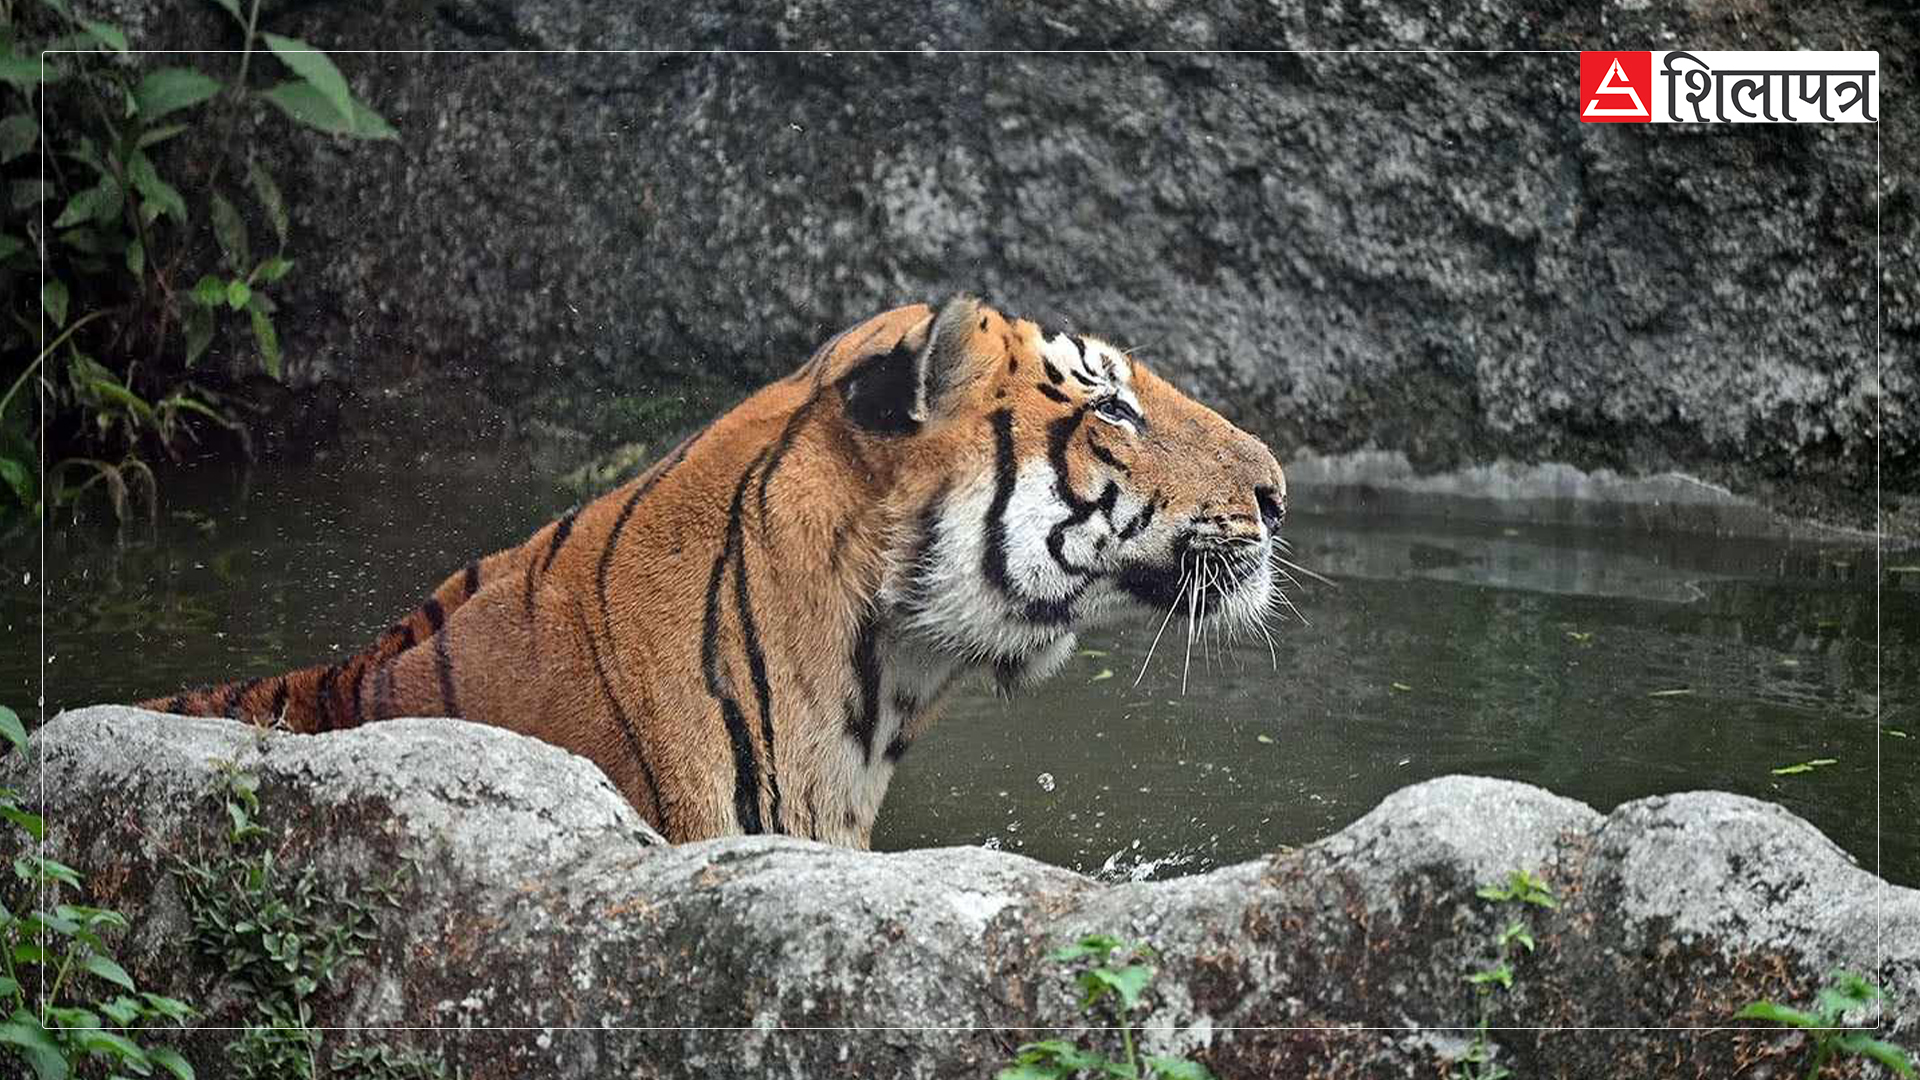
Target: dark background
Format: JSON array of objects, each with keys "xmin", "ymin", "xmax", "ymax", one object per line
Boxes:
[{"xmin": 73, "ymin": 0, "xmax": 1915, "ymax": 537}]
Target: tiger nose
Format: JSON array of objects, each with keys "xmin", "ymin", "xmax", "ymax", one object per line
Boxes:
[
  {"xmin": 1205, "ymin": 483, "xmax": 1284, "ymax": 544},
  {"xmin": 1255, "ymin": 482, "xmax": 1286, "ymax": 535},
  {"xmin": 1231, "ymin": 437, "xmax": 1287, "ymax": 538}
]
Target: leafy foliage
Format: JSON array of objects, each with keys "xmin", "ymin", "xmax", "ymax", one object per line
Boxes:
[
  {"xmin": 1, "ymin": 0, "xmax": 393, "ymax": 528},
  {"xmin": 1737, "ymin": 970, "xmax": 1915, "ymax": 1080},
  {"xmin": 1000, "ymin": 934, "xmax": 1217, "ymax": 1080},
  {"xmin": 0, "ymin": 705, "xmax": 199, "ymax": 1079},
  {"xmin": 1451, "ymin": 868, "xmax": 1559, "ymax": 1080},
  {"xmin": 1474, "ymin": 868, "xmax": 1557, "ymax": 910},
  {"xmin": 169, "ymin": 766, "xmax": 449, "ymax": 1079}
]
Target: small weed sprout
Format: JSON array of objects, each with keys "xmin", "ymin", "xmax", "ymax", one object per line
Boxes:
[
  {"xmin": 1736, "ymin": 970, "xmax": 1915, "ymax": 1080},
  {"xmin": 1452, "ymin": 868, "xmax": 1559, "ymax": 1080},
  {"xmin": 1000, "ymin": 933, "xmax": 1217, "ymax": 1080},
  {"xmin": 0, "ymin": 704, "xmax": 199, "ymax": 1079}
]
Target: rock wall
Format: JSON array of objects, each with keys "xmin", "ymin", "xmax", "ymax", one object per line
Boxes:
[
  {"xmin": 82, "ymin": 0, "xmax": 1915, "ymax": 534},
  {"xmin": 10, "ymin": 706, "xmax": 1916, "ymax": 1078}
]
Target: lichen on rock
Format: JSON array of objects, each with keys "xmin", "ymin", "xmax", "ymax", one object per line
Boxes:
[{"xmin": 8, "ymin": 705, "xmax": 1914, "ymax": 1077}]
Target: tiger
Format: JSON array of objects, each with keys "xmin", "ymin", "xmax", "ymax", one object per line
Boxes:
[{"xmin": 142, "ymin": 296, "xmax": 1290, "ymax": 848}]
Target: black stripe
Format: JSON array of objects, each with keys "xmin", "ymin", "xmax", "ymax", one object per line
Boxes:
[
  {"xmin": 539, "ymin": 512, "xmax": 578, "ymax": 574},
  {"xmin": 1022, "ymin": 591, "xmax": 1083, "ymax": 625},
  {"xmin": 981, "ymin": 409, "xmax": 1018, "ymax": 598},
  {"xmin": 422, "ymin": 597, "xmax": 445, "ymax": 635},
  {"xmin": 1087, "ymin": 432, "xmax": 1129, "ymax": 474},
  {"xmin": 463, "ymin": 560, "xmax": 481, "ymax": 597},
  {"xmin": 213, "ymin": 681, "xmax": 244, "ymax": 717},
  {"xmin": 580, "ymin": 427, "xmax": 706, "ymax": 837},
  {"xmin": 226, "ymin": 677, "xmax": 265, "ymax": 720},
  {"xmin": 844, "ymin": 617, "xmax": 884, "ymax": 764},
  {"xmin": 731, "ymin": 467, "xmax": 785, "ymax": 834},
  {"xmin": 884, "ymin": 731, "xmax": 911, "ymax": 763},
  {"xmin": 900, "ymin": 483, "xmax": 951, "ymax": 618},
  {"xmin": 433, "ymin": 628, "xmax": 459, "ymax": 717},
  {"xmin": 387, "ymin": 622, "xmax": 416, "ymax": 652},
  {"xmin": 1037, "ymin": 383, "xmax": 1072, "ymax": 405},
  {"xmin": 268, "ymin": 680, "xmax": 289, "ymax": 723},
  {"xmin": 1118, "ymin": 494, "xmax": 1157, "ymax": 540},
  {"xmin": 579, "ymin": 612, "xmax": 668, "ymax": 833},
  {"xmin": 1114, "ymin": 529, "xmax": 1196, "ymax": 609},
  {"xmin": 1047, "ymin": 408, "xmax": 1095, "ymax": 512},
  {"xmin": 1042, "ymin": 410, "xmax": 1105, "ymax": 578},
  {"xmin": 526, "ymin": 510, "xmax": 579, "ymax": 617},
  {"xmin": 349, "ymin": 658, "xmax": 369, "ymax": 729},
  {"xmin": 596, "ymin": 426, "xmax": 703, "ymax": 618},
  {"xmin": 1041, "ymin": 358, "xmax": 1065, "ymax": 385},
  {"xmin": 757, "ymin": 394, "xmax": 818, "ymax": 533},
  {"xmin": 371, "ymin": 662, "xmax": 393, "ymax": 723},
  {"xmin": 702, "ymin": 458, "xmax": 769, "ymax": 835},
  {"xmin": 159, "ymin": 694, "xmax": 186, "ymax": 714},
  {"xmin": 1070, "ymin": 338, "xmax": 1104, "ymax": 386},
  {"xmin": 316, "ymin": 665, "xmax": 339, "ymax": 732}
]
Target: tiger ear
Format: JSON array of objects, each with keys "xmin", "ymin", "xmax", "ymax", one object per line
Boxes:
[
  {"xmin": 837, "ymin": 294, "xmax": 982, "ymax": 434},
  {"xmin": 908, "ymin": 293, "xmax": 985, "ymax": 424}
]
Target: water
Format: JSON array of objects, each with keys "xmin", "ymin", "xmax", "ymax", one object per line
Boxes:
[{"xmin": 7, "ymin": 455, "xmax": 1912, "ymax": 886}]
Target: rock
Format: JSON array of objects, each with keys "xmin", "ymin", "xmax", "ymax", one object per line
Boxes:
[
  {"xmin": 11, "ymin": 705, "xmax": 1916, "ymax": 1078},
  {"xmin": 70, "ymin": 0, "xmax": 1915, "ymax": 535}
]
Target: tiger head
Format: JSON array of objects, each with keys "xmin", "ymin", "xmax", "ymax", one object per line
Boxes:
[{"xmin": 827, "ymin": 294, "xmax": 1289, "ymax": 690}]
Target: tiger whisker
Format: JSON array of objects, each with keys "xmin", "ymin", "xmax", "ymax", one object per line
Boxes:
[
  {"xmin": 1205, "ymin": 558, "xmax": 1224, "ymax": 671},
  {"xmin": 1272, "ymin": 582, "xmax": 1311, "ymax": 628},
  {"xmin": 1195, "ymin": 555, "xmax": 1212, "ymax": 675},
  {"xmin": 1273, "ymin": 554, "xmax": 1337, "ymax": 590},
  {"xmin": 1134, "ymin": 557, "xmax": 1190, "ymax": 689},
  {"xmin": 1252, "ymin": 604, "xmax": 1280, "ymax": 671},
  {"xmin": 1182, "ymin": 558, "xmax": 1201, "ymax": 696}
]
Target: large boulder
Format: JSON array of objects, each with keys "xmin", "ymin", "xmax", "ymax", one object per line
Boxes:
[
  {"xmin": 10, "ymin": 705, "xmax": 1915, "ymax": 1078},
  {"xmin": 69, "ymin": 0, "xmax": 1916, "ymax": 534}
]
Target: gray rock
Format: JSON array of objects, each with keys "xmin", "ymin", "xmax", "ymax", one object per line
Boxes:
[
  {"xmin": 72, "ymin": 0, "xmax": 1913, "ymax": 536},
  {"xmin": 11, "ymin": 705, "xmax": 1915, "ymax": 1078}
]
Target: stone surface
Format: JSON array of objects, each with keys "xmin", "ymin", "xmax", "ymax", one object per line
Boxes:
[
  {"xmin": 70, "ymin": 0, "xmax": 1913, "ymax": 536},
  {"xmin": 10, "ymin": 705, "xmax": 1916, "ymax": 1078}
]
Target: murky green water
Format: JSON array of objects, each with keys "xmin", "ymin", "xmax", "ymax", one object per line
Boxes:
[{"xmin": 7, "ymin": 455, "xmax": 1913, "ymax": 886}]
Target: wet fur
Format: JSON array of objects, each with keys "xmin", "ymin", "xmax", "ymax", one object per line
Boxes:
[{"xmin": 142, "ymin": 297, "xmax": 1288, "ymax": 847}]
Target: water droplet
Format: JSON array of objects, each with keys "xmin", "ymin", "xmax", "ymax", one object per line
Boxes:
[{"xmin": 1036, "ymin": 771, "xmax": 1056, "ymax": 792}]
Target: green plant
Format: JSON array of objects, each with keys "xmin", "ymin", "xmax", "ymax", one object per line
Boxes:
[
  {"xmin": 327, "ymin": 1042, "xmax": 455, "ymax": 1079},
  {"xmin": 1451, "ymin": 869, "xmax": 1559, "ymax": 1080},
  {"xmin": 1737, "ymin": 970, "xmax": 1915, "ymax": 1080},
  {"xmin": 1000, "ymin": 933, "xmax": 1217, "ymax": 1080},
  {"xmin": 170, "ymin": 764, "xmax": 447, "ymax": 1079},
  {"xmin": 0, "ymin": 704, "xmax": 199, "ymax": 1079},
  {"xmin": 1, "ymin": 0, "xmax": 393, "ymax": 526}
]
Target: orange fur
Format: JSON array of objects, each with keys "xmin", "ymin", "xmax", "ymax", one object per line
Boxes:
[{"xmin": 142, "ymin": 297, "xmax": 1287, "ymax": 847}]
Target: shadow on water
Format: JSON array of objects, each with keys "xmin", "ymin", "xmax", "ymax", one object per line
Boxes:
[{"xmin": 5, "ymin": 461, "xmax": 1913, "ymax": 887}]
